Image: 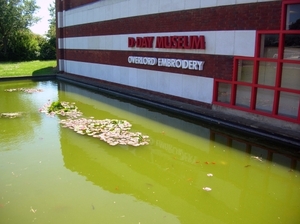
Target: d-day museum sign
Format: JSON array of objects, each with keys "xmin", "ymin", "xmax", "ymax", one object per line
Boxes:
[{"xmin": 127, "ymin": 35, "xmax": 206, "ymax": 71}]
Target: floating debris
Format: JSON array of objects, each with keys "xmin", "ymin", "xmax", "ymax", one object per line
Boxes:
[
  {"xmin": 0, "ymin": 112, "xmax": 23, "ymax": 118},
  {"xmin": 251, "ymin": 156, "xmax": 263, "ymax": 162},
  {"xmin": 39, "ymin": 101, "xmax": 82, "ymax": 118},
  {"xmin": 39, "ymin": 100, "xmax": 149, "ymax": 147},
  {"xmin": 202, "ymin": 187, "xmax": 212, "ymax": 191},
  {"xmin": 207, "ymin": 173, "xmax": 213, "ymax": 177},
  {"xmin": 60, "ymin": 118, "xmax": 149, "ymax": 146},
  {"xmin": 30, "ymin": 206, "xmax": 37, "ymax": 213},
  {"xmin": 5, "ymin": 88, "xmax": 43, "ymax": 93}
]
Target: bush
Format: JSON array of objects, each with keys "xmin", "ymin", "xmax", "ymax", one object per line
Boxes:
[
  {"xmin": 39, "ymin": 36, "xmax": 56, "ymax": 60},
  {"xmin": 0, "ymin": 29, "xmax": 56, "ymax": 61},
  {"xmin": 1, "ymin": 30, "xmax": 40, "ymax": 61}
]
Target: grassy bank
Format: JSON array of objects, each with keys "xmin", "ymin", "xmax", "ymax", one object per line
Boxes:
[{"xmin": 0, "ymin": 60, "xmax": 57, "ymax": 78}]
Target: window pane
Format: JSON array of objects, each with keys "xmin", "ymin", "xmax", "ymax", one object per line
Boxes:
[
  {"xmin": 236, "ymin": 85, "xmax": 251, "ymax": 108},
  {"xmin": 255, "ymin": 88, "xmax": 274, "ymax": 113},
  {"xmin": 281, "ymin": 63, "xmax": 300, "ymax": 90},
  {"xmin": 237, "ymin": 60, "xmax": 254, "ymax": 83},
  {"xmin": 258, "ymin": 61, "xmax": 277, "ymax": 86},
  {"xmin": 284, "ymin": 34, "xmax": 300, "ymax": 60},
  {"xmin": 278, "ymin": 92, "xmax": 299, "ymax": 118},
  {"xmin": 286, "ymin": 4, "xmax": 300, "ymax": 30},
  {"xmin": 260, "ymin": 34, "xmax": 279, "ymax": 58},
  {"xmin": 217, "ymin": 82, "xmax": 231, "ymax": 103}
]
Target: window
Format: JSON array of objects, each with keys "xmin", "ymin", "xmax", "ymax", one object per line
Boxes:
[
  {"xmin": 214, "ymin": 2, "xmax": 300, "ymax": 123},
  {"xmin": 260, "ymin": 34, "xmax": 279, "ymax": 58},
  {"xmin": 286, "ymin": 4, "xmax": 300, "ymax": 30}
]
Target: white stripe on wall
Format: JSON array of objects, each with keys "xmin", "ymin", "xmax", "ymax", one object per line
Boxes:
[
  {"xmin": 58, "ymin": 0, "xmax": 279, "ymax": 28},
  {"xmin": 61, "ymin": 59, "xmax": 214, "ymax": 104},
  {"xmin": 58, "ymin": 30, "xmax": 256, "ymax": 57}
]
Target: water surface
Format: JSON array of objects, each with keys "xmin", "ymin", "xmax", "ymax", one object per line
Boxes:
[{"xmin": 0, "ymin": 80, "xmax": 299, "ymax": 224}]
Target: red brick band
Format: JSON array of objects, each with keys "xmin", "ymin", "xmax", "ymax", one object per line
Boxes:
[
  {"xmin": 61, "ymin": 49, "xmax": 233, "ymax": 80},
  {"xmin": 58, "ymin": 2, "xmax": 281, "ymax": 38}
]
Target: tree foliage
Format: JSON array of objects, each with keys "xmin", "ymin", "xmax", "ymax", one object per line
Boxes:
[
  {"xmin": 39, "ymin": 1, "xmax": 56, "ymax": 60},
  {"xmin": 7, "ymin": 29, "xmax": 41, "ymax": 61},
  {"xmin": 0, "ymin": 0, "xmax": 40, "ymax": 59},
  {"xmin": 0, "ymin": 0, "xmax": 56, "ymax": 61}
]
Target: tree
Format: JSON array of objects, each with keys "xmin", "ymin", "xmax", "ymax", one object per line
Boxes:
[
  {"xmin": 46, "ymin": 0, "xmax": 56, "ymax": 39},
  {"xmin": 8, "ymin": 30, "xmax": 41, "ymax": 60},
  {"xmin": 39, "ymin": 1, "xmax": 56, "ymax": 60},
  {"xmin": 0, "ymin": 0, "xmax": 40, "ymax": 59}
]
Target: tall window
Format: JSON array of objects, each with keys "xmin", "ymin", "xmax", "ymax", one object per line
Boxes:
[{"xmin": 214, "ymin": 2, "xmax": 300, "ymax": 123}]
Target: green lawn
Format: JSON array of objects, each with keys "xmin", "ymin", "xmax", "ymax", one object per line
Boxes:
[{"xmin": 0, "ymin": 60, "xmax": 57, "ymax": 78}]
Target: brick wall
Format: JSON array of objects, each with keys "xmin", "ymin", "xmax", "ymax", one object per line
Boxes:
[
  {"xmin": 56, "ymin": 1, "xmax": 281, "ymax": 81},
  {"xmin": 60, "ymin": 2, "xmax": 281, "ymax": 38},
  {"xmin": 57, "ymin": 1, "xmax": 281, "ymax": 81}
]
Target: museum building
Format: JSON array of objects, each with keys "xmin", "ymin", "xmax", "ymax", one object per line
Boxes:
[{"xmin": 56, "ymin": 0, "xmax": 300, "ymax": 134}]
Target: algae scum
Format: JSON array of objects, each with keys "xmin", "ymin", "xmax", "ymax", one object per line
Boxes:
[
  {"xmin": 0, "ymin": 80, "xmax": 299, "ymax": 224},
  {"xmin": 4, "ymin": 88, "xmax": 149, "ymax": 147}
]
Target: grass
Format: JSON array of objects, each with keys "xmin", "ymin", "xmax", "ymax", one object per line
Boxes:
[{"xmin": 0, "ymin": 60, "xmax": 57, "ymax": 78}]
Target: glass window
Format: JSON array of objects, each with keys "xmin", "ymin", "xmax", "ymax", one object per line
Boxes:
[
  {"xmin": 237, "ymin": 60, "xmax": 254, "ymax": 83},
  {"xmin": 281, "ymin": 63, "xmax": 300, "ymax": 90},
  {"xmin": 278, "ymin": 92, "xmax": 299, "ymax": 118},
  {"xmin": 236, "ymin": 85, "xmax": 251, "ymax": 108},
  {"xmin": 260, "ymin": 34, "xmax": 279, "ymax": 58},
  {"xmin": 255, "ymin": 88, "xmax": 274, "ymax": 113},
  {"xmin": 286, "ymin": 4, "xmax": 300, "ymax": 30},
  {"xmin": 283, "ymin": 34, "xmax": 300, "ymax": 60},
  {"xmin": 217, "ymin": 83, "xmax": 231, "ymax": 103},
  {"xmin": 258, "ymin": 61, "xmax": 277, "ymax": 86}
]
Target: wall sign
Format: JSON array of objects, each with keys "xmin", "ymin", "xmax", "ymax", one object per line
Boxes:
[
  {"xmin": 128, "ymin": 56, "xmax": 205, "ymax": 71},
  {"xmin": 128, "ymin": 35, "xmax": 205, "ymax": 49},
  {"xmin": 127, "ymin": 35, "xmax": 205, "ymax": 70}
]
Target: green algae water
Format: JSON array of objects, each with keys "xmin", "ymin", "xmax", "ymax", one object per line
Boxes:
[{"xmin": 0, "ymin": 80, "xmax": 299, "ymax": 224}]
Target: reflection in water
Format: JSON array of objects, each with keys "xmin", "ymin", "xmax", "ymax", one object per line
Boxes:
[
  {"xmin": 60, "ymin": 123, "xmax": 300, "ymax": 223},
  {"xmin": 0, "ymin": 80, "xmax": 58, "ymax": 150},
  {"xmin": 58, "ymin": 81, "xmax": 300, "ymax": 223},
  {"xmin": 210, "ymin": 131, "xmax": 299, "ymax": 171}
]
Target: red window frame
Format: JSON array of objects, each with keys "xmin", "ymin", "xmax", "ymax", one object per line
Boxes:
[{"xmin": 213, "ymin": 0, "xmax": 300, "ymax": 124}]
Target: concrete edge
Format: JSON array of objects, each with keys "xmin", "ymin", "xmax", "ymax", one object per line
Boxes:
[{"xmin": 56, "ymin": 75, "xmax": 300, "ymax": 150}]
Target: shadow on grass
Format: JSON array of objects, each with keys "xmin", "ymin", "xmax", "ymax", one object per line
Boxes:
[{"xmin": 32, "ymin": 66, "xmax": 57, "ymax": 76}]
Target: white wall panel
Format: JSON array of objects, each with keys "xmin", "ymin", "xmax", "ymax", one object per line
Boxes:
[
  {"xmin": 217, "ymin": 0, "xmax": 236, "ymax": 6},
  {"xmin": 171, "ymin": 0, "xmax": 185, "ymax": 11},
  {"xmin": 60, "ymin": 60, "xmax": 214, "ymax": 104},
  {"xmin": 158, "ymin": 72, "xmax": 171, "ymax": 95},
  {"xmin": 182, "ymin": 75, "xmax": 199, "ymax": 99},
  {"xmin": 137, "ymin": 0, "xmax": 148, "ymax": 15},
  {"xmin": 234, "ymin": 31, "xmax": 256, "ymax": 56},
  {"xmin": 119, "ymin": 66, "xmax": 129, "ymax": 86},
  {"xmin": 215, "ymin": 31, "xmax": 235, "ymax": 55},
  {"xmin": 184, "ymin": 0, "xmax": 201, "ymax": 10},
  {"xmin": 58, "ymin": 59, "xmax": 64, "ymax": 71},
  {"xmin": 58, "ymin": 30, "xmax": 256, "ymax": 57},
  {"xmin": 169, "ymin": 73, "xmax": 183, "ymax": 96},
  {"xmin": 147, "ymin": 0, "xmax": 160, "ymax": 14},
  {"xmin": 201, "ymin": 0, "xmax": 217, "ymax": 8},
  {"xmin": 119, "ymin": 1, "xmax": 129, "ymax": 18},
  {"xmin": 237, "ymin": 0, "xmax": 257, "ymax": 3},
  {"xmin": 127, "ymin": 67, "xmax": 138, "ymax": 87},
  {"xmin": 146, "ymin": 70, "xmax": 162, "ymax": 92}
]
